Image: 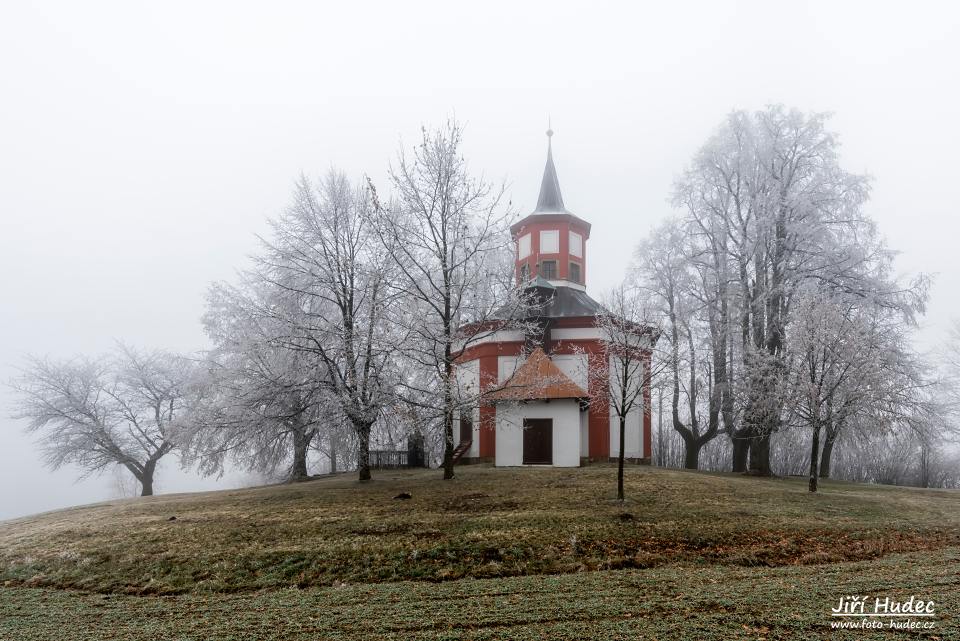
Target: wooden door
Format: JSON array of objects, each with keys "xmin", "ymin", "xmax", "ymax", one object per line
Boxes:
[{"xmin": 522, "ymin": 419, "xmax": 553, "ymax": 465}]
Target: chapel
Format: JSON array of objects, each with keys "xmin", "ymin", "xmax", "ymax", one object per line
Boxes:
[{"xmin": 453, "ymin": 129, "xmax": 652, "ymax": 466}]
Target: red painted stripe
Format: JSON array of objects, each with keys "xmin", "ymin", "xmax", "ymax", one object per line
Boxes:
[{"xmin": 478, "ymin": 354, "xmax": 498, "ymax": 458}]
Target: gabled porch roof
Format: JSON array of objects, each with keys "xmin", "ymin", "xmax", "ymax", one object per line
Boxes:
[{"xmin": 487, "ymin": 348, "xmax": 588, "ymax": 402}]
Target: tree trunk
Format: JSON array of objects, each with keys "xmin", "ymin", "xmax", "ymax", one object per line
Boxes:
[
  {"xmin": 656, "ymin": 387, "xmax": 664, "ymax": 467},
  {"xmin": 617, "ymin": 414, "xmax": 626, "ymax": 501},
  {"xmin": 442, "ymin": 339, "xmax": 455, "ymax": 480},
  {"xmin": 330, "ymin": 433, "xmax": 338, "ymax": 474},
  {"xmin": 808, "ymin": 423, "xmax": 821, "ymax": 493},
  {"xmin": 819, "ymin": 435, "xmax": 835, "ymax": 479},
  {"xmin": 684, "ymin": 439, "xmax": 700, "ymax": 470},
  {"xmin": 442, "ymin": 404, "xmax": 455, "ymax": 480},
  {"xmin": 748, "ymin": 433, "xmax": 771, "ymax": 476},
  {"xmin": 140, "ymin": 459, "xmax": 157, "ymax": 497},
  {"xmin": 669, "ymin": 297, "xmax": 703, "ymax": 473},
  {"xmin": 919, "ymin": 440, "xmax": 930, "ymax": 489},
  {"xmin": 357, "ymin": 421, "xmax": 372, "ymax": 481},
  {"xmin": 290, "ymin": 429, "xmax": 310, "ymax": 481}
]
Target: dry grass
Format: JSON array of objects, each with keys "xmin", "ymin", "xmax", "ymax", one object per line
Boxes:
[
  {"xmin": 2, "ymin": 548, "xmax": 959, "ymax": 640},
  {"xmin": 2, "ymin": 464, "xmax": 958, "ymax": 595}
]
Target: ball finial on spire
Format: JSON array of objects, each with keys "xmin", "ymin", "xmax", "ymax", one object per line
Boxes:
[{"xmin": 546, "ymin": 117, "xmax": 553, "ymax": 138}]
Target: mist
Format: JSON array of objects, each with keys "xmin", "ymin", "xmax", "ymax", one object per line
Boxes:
[{"xmin": 2, "ymin": 0, "xmax": 958, "ymax": 519}]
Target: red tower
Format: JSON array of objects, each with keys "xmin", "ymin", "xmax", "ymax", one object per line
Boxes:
[{"xmin": 510, "ymin": 128, "xmax": 592, "ymax": 288}]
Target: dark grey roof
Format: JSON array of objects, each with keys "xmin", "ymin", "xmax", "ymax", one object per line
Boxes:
[
  {"xmin": 524, "ymin": 275, "xmax": 555, "ymax": 290},
  {"xmin": 494, "ymin": 285, "xmax": 605, "ymax": 320},
  {"xmin": 538, "ymin": 286, "xmax": 604, "ymax": 318},
  {"xmin": 534, "ymin": 135, "xmax": 566, "ymax": 213}
]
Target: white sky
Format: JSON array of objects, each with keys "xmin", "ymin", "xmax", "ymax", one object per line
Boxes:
[{"xmin": 1, "ymin": 1, "xmax": 958, "ymax": 519}]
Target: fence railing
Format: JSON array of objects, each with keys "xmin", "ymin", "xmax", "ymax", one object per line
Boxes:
[{"xmin": 369, "ymin": 449, "xmax": 410, "ymax": 469}]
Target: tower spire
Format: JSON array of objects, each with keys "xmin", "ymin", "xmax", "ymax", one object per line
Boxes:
[{"xmin": 535, "ymin": 124, "xmax": 565, "ymax": 213}]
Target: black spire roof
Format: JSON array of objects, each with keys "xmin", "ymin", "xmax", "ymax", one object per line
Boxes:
[{"xmin": 534, "ymin": 128, "xmax": 566, "ymax": 213}]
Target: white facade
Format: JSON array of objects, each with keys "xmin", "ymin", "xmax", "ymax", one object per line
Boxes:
[
  {"xmin": 518, "ymin": 233, "xmax": 531, "ymax": 259},
  {"xmin": 569, "ymin": 230, "xmax": 583, "ymax": 257},
  {"xmin": 451, "ymin": 347, "xmax": 648, "ymax": 465},
  {"xmin": 550, "ymin": 353, "xmax": 589, "ymax": 389},
  {"xmin": 609, "ymin": 404, "xmax": 643, "ymax": 459},
  {"xmin": 494, "ymin": 399, "xmax": 583, "ymax": 467},
  {"xmin": 579, "ymin": 409, "xmax": 589, "ymax": 458},
  {"xmin": 498, "ymin": 354, "xmax": 524, "ymax": 383},
  {"xmin": 539, "ymin": 229, "xmax": 560, "ymax": 253}
]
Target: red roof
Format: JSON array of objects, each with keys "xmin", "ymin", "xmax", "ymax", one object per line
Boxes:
[{"xmin": 487, "ymin": 348, "xmax": 588, "ymax": 401}]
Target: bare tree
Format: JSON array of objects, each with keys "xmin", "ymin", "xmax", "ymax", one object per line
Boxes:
[
  {"xmin": 635, "ymin": 222, "xmax": 721, "ymax": 470},
  {"xmin": 10, "ymin": 345, "xmax": 192, "ymax": 496},
  {"xmin": 668, "ymin": 105, "xmax": 928, "ymax": 476},
  {"xmin": 183, "ymin": 280, "xmax": 329, "ymax": 482},
  {"xmin": 592, "ymin": 284, "xmax": 662, "ymax": 501},
  {"xmin": 370, "ymin": 120, "xmax": 524, "ymax": 479},
  {"xmin": 259, "ymin": 170, "xmax": 397, "ymax": 481},
  {"xmin": 786, "ymin": 291, "xmax": 889, "ymax": 491}
]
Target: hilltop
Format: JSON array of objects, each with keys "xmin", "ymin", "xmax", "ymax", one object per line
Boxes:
[{"xmin": 2, "ymin": 465, "xmax": 959, "ymax": 639}]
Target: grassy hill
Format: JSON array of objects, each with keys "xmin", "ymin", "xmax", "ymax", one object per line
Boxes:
[{"xmin": 2, "ymin": 464, "xmax": 959, "ymax": 639}]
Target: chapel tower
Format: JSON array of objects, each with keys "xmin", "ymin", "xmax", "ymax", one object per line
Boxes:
[{"xmin": 511, "ymin": 128, "xmax": 592, "ymax": 288}]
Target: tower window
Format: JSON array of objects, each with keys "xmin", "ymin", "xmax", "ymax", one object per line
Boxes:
[
  {"xmin": 518, "ymin": 233, "xmax": 531, "ymax": 259},
  {"xmin": 569, "ymin": 231, "xmax": 583, "ymax": 258},
  {"xmin": 520, "ymin": 263, "xmax": 530, "ymax": 281},
  {"xmin": 539, "ymin": 229, "xmax": 559, "ymax": 254},
  {"xmin": 569, "ymin": 262, "xmax": 581, "ymax": 284},
  {"xmin": 540, "ymin": 260, "xmax": 557, "ymax": 279}
]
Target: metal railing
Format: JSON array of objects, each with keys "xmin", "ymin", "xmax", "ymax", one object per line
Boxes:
[{"xmin": 369, "ymin": 449, "xmax": 410, "ymax": 469}]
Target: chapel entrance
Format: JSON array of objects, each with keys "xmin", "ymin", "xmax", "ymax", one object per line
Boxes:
[{"xmin": 522, "ymin": 418, "xmax": 553, "ymax": 465}]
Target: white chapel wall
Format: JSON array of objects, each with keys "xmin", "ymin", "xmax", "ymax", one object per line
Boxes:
[
  {"xmin": 495, "ymin": 400, "xmax": 581, "ymax": 467},
  {"xmin": 497, "ymin": 354, "xmax": 525, "ymax": 383},
  {"xmin": 550, "ymin": 353, "xmax": 589, "ymax": 390}
]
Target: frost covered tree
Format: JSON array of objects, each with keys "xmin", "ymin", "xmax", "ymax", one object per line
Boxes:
[
  {"xmin": 183, "ymin": 280, "xmax": 329, "ymax": 481},
  {"xmin": 258, "ymin": 170, "xmax": 398, "ymax": 481},
  {"xmin": 669, "ymin": 105, "xmax": 925, "ymax": 475},
  {"xmin": 634, "ymin": 106, "xmax": 932, "ymax": 480},
  {"xmin": 190, "ymin": 171, "xmax": 396, "ymax": 482},
  {"xmin": 635, "ymin": 222, "xmax": 721, "ymax": 470},
  {"xmin": 370, "ymin": 120, "xmax": 527, "ymax": 480},
  {"xmin": 783, "ymin": 289, "xmax": 918, "ymax": 491},
  {"xmin": 10, "ymin": 345, "xmax": 193, "ymax": 496}
]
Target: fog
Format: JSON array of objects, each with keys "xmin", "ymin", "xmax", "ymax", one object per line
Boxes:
[{"xmin": 1, "ymin": 1, "xmax": 958, "ymax": 519}]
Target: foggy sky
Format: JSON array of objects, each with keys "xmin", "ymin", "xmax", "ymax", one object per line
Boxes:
[{"xmin": 2, "ymin": 1, "xmax": 958, "ymax": 520}]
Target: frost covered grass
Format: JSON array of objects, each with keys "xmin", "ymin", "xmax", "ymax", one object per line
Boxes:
[
  {"xmin": 2, "ymin": 548, "xmax": 958, "ymax": 640},
  {"xmin": 1, "ymin": 464, "xmax": 958, "ymax": 596}
]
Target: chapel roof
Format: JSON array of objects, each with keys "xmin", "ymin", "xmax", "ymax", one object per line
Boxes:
[
  {"xmin": 510, "ymin": 128, "xmax": 592, "ymax": 235},
  {"xmin": 534, "ymin": 128, "xmax": 567, "ymax": 214},
  {"xmin": 493, "ymin": 284, "xmax": 605, "ymax": 321},
  {"xmin": 486, "ymin": 347, "xmax": 588, "ymax": 402}
]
